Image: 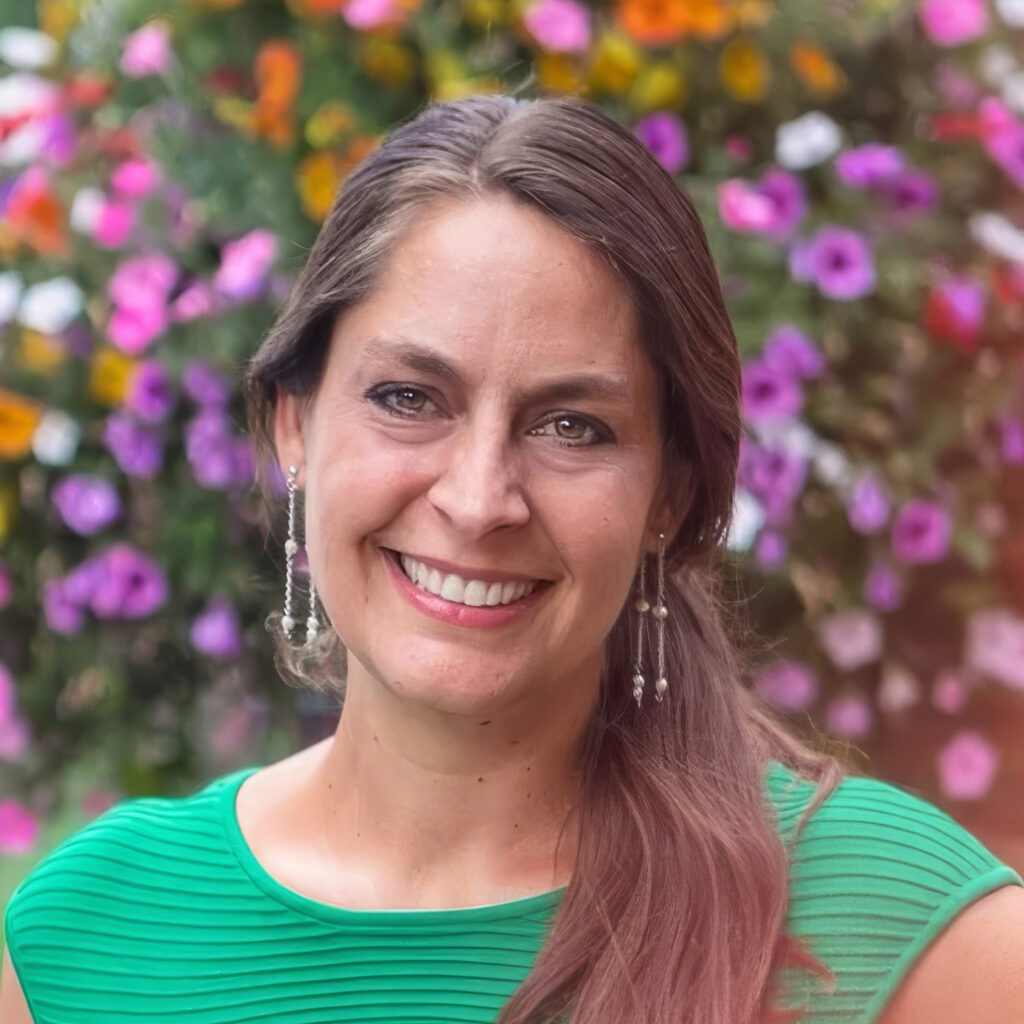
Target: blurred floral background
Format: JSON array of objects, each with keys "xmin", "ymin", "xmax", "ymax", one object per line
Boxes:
[{"xmin": 3, "ymin": 0, "xmax": 1024, "ymax": 912}]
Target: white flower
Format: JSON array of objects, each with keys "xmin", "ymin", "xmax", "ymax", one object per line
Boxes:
[
  {"xmin": 968, "ymin": 211, "xmax": 1024, "ymax": 264},
  {"xmin": 32, "ymin": 409, "xmax": 81, "ymax": 467},
  {"xmin": 70, "ymin": 187, "xmax": 106, "ymax": 234},
  {"xmin": 995, "ymin": 0, "xmax": 1024, "ymax": 27},
  {"xmin": 818, "ymin": 608, "xmax": 884, "ymax": 671},
  {"xmin": 17, "ymin": 276, "xmax": 83, "ymax": 333},
  {"xmin": 979, "ymin": 44, "xmax": 1016, "ymax": 88},
  {"xmin": 0, "ymin": 72, "xmax": 59, "ymax": 166},
  {"xmin": 0, "ymin": 28, "xmax": 58, "ymax": 70},
  {"xmin": 877, "ymin": 663, "xmax": 920, "ymax": 715},
  {"xmin": 727, "ymin": 488, "xmax": 765, "ymax": 552},
  {"xmin": 811, "ymin": 440, "xmax": 856, "ymax": 490},
  {"xmin": 751, "ymin": 418, "xmax": 817, "ymax": 458},
  {"xmin": 965, "ymin": 608, "xmax": 1024, "ymax": 689},
  {"xmin": 1002, "ymin": 70, "xmax": 1024, "ymax": 114},
  {"xmin": 0, "ymin": 272, "xmax": 23, "ymax": 327},
  {"xmin": 775, "ymin": 112, "xmax": 842, "ymax": 171}
]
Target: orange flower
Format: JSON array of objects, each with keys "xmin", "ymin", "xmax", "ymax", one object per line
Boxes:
[
  {"xmin": 251, "ymin": 39, "xmax": 302, "ymax": 148},
  {"xmin": 616, "ymin": 0, "xmax": 691, "ymax": 45},
  {"xmin": 789, "ymin": 41, "xmax": 845, "ymax": 99},
  {"xmin": 0, "ymin": 388, "xmax": 43, "ymax": 460},
  {"xmin": 4, "ymin": 167, "xmax": 68, "ymax": 257},
  {"xmin": 17, "ymin": 329, "xmax": 66, "ymax": 375},
  {"xmin": 296, "ymin": 151, "xmax": 344, "ymax": 223},
  {"xmin": 688, "ymin": 0, "xmax": 736, "ymax": 39},
  {"xmin": 720, "ymin": 37, "xmax": 769, "ymax": 101}
]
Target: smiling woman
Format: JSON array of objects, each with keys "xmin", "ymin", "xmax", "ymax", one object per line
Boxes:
[{"xmin": 4, "ymin": 93, "xmax": 1023, "ymax": 1024}]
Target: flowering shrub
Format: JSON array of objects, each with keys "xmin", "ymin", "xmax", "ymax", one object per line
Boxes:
[{"xmin": 2, "ymin": 0, "xmax": 1024, "ymax": 854}]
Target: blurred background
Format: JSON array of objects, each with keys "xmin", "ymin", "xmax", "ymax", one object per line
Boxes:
[{"xmin": 2, "ymin": 0, "xmax": 1024, "ymax": 928}]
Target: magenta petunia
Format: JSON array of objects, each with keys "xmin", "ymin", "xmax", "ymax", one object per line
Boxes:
[
  {"xmin": 213, "ymin": 228, "xmax": 278, "ymax": 301},
  {"xmin": 103, "ymin": 411, "xmax": 165, "ymax": 478},
  {"xmin": 863, "ymin": 559, "xmax": 904, "ymax": 612},
  {"xmin": 741, "ymin": 360, "xmax": 804, "ymax": 423},
  {"xmin": 846, "ymin": 471, "xmax": 890, "ymax": 534},
  {"xmin": 890, "ymin": 498, "xmax": 951, "ymax": 564},
  {"xmin": 633, "ymin": 113, "xmax": 689, "ymax": 175},
  {"xmin": 719, "ymin": 168, "xmax": 806, "ymax": 242},
  {"xmin": 917, "ymin": 0, "xmax": 989, "ymax": 46},
  {"xmin": 120, "ymin": 20, "xmax": 173, "ymax": 77},
  {"xmin": 818, "ymin": 608, "xmax": 883, "ymax": 671},
  {"xmin": 931, "ymin": 669, "xmax": 969, "ymax": 714},
  {"xmin": 125, "ymin": 359, "xmax": 175, "ymax": 423},
  {"xmin": 92, "ymin": 201, "xmax": 135, "ymax": 248},
  {"xmin": 738, "ymin": 440, "xmax": 809, "ymax": 524},
  {"xmin": 825, "ymin": 693, "xmax": 874, "ymax": 739},
  {"xmin": 523, "ymin": 0, "xmax": 592, "ymax": 52},
  {"xmin": 88, "ymin": 543, "xmax": 168, "ymax": 620},
  {"xmin": 182, "ymin": 360, "xmax": 232, "ymax": 407},
  {"xmin": 761, "ymin": 324, "xmax": 825, "ymax": 380},
  {"xmin": 754, "ymin": 660, "xmax": 819, "ymax": 712},
  {"xmin": 108, "ymin": 252, "xmax": 178, "ymax": 309},
  {"xmin": 51, "ymin": 474, "xmax": 121, "ymax": 535},
  {"xmin": 834, "ymin": 143, "xmax": 905, "ymax": 187},
  {"xmin": 754, "ymin": 527, "xmax": 788, "ymax": 570},
  {"xmin": 791, "ymin": 225, "xmax": 876, "ymax": 301},
  {"xmin": 0, "ymin": 799, "xmax": 39, "ymax": 854},
  {"xmin": 110, "ymin": 157, "xmax": 161, "ymax": 199},
  {"xmin": 879, "ymin": 169, "xmax": 938, "ymax": 223},
  {"xmin": 190, "ymin": 596, "xmax": 244, "ymax": 660},
  {"xmin": 937, "ymin": 729, "xmax": 998, "ymax": 800}
]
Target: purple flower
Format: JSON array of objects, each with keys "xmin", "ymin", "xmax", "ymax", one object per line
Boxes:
[
  {"xmin": 103, "ymin": 411, "xmax": 164, "ymax": 478},
  {"xmin": 634, "ymin": 113, "xmax": 689, "ymax": 175},
  {"xmin": 937, "ymin": 730, "xmax": 998, "ymax": 801},
  {"xmin": 891, "ymin": 498, "xmax": 952, "ymax": 564},
  {"xmin": 755, "ymin": 169, "xmax": 807, "ymax": 243},
  {"xmin": 863, "ymin": 560, "xmax": 904, "ymax": 612},
  {"xmin": 125, "ymin": 359, "xmax": 175, "ymax": 423},
  {"xmin": 182, "ymin": 360, "xmax": 231, "ymax": 407},
  {"xmin": 107, "ymin": 252, "xmax": 178, "ymax": 310},
  {"xmin": 42, "ymin": 578, "xmax": 87, "ymax": 635},
  {"xmin": 185, "ymin": 410, "xmax": 238, "ymax": 489},
  {"xmin": 51, "ymin": 474, "xmax": 121, "ymax": 535},
  {"xmin": 213, "ymin": 228, "xmax": 278, "ymax": 301},
  {"xmin": 918, "ymin": 0, "xmax": 989, "ymax": 46},
  {"xmin": 170, "ymin": 280, "xmax": 219, "ymax": 323},
  {"xmin": 523, "ymin": 0, "xmax": 592, "ymax": 53},
  {"xmin": 754, "ymin": 528, "xmax": 788, "ymax": 570},
  {"xmin": 789, "ymin": 225, "xmax": 876, "ymax": 301},
  {"xmin": 190, "ymin": 597, "xmax": 244, "ymax": 659},
  {"xmin": 979, "ymin": 99, "xmax": 1024, "ymax": 191},
  {"xmin": 741, "ymin": 360, "xmax": 804, "ymax": 423},
  {"xmin": 879, "ymin": 169, "xmax": 938, "ymax": 223},
  {"xmin": 826, "ymin": 693, "xmax": 874, "ymax": 739},
  {"xmin": 755, "ymin": 659, "xmax": 819, "ymax": 712},
  {"xmin": 761, "ymin": 324, "xmax": 825, "ymax": 380},
  {"xmin": 818, "ymin": 608, "xmax": 883, "ymax": 671},
  {"xmin": 835, "ymin": 144, "xmax": 905, "ymax": 187},
  {"xmin": 88, "ymin": 544, "xmax": 168, "ymax": 620},
  {"xmin": 738, "ymin": 439, "xmax": 808, "ymax": 524},
  {"xmin": 719, "ymin": 168, "xmax": 806, "ymax": 242},
  {"xmin": 1001, "ymin": 417, "xmax": 1024, "ymax": 464},
  {"xmin": 846, "ymin": 472, "xmax": 890, "ymax": 534}
]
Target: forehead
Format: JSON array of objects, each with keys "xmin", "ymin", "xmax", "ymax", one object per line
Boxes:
[{"xmin": 327, "ymin": 194, "xmax": 649, "ymax": 386}]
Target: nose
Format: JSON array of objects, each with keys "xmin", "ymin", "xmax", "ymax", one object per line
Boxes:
[{"xmin": 426, "ymin": 417, "xmax": 531, "ymax": 538}]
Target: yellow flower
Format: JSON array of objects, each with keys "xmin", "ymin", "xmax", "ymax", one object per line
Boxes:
[
  {"xmin": 0, "ymin": 388, "xmax": 43, "ymax": 460},
  {"xmin": 719, "ymin": 37, "xmax": 769, "ymax": 102},
  {"xmin": 589, "ymin": 30, "xmax": 641, "ymax": 95},
  {"xmin": 37, "ymin": 0, "xmax": 79, "ymax": 42},
  {"xmin": 630, "ymin": 62, "xmax": 687, "ymax": 114},
  {"xmin": 359, "ymin": 37, "xmax": 416, "ymax": 89},
  {"xmin": 296, "ymin": 151, "xmax": 343, "ymax": 224},
  {"xmin": 88, "ymin": 347, "xmax": 135, "ymax": 407},
  {"xmin": 461, "ymin": 0, "xmax": 509, "ymax": 25},
  {"xmin": 17, "ymin": 329, "xmax": 66, "ymax": 375},
  {"xmin": 0, "ymin": 479, "xmax": 17, "ymax": 542},
  {"xmin": 789, "ymin": 41, "xmax": 845, "ymax": 100},
  {"xmin": 305, "ymin": 102, "xmax": 354, "ymax": 149},
  {"xmin": 425, "ymin": 50, "xmax": 488, "ymax": 100},
  {"xmin": 537, "ymin": 53, "xmax": 583, "ymax": 94},
  {"xmin": 213, "ymin": 96, "xmax": 255, "ymax": 135}
]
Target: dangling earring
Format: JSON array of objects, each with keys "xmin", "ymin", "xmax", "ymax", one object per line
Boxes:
[
  {"xmin": 282, "ymin": 465, "xmax": 321, "ymax": 644},
  {"xmin": 632, "ymin": 554, "xmax": 650, "ymax": 707},
  {"xmin": 654, "ymin": 533, "xmax": 669, "ymax": 702}
]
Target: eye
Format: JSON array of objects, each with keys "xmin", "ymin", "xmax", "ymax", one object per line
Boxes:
[
  {"xmin": 364, "ymin": 384, "xmax": 438, "ymax": 417},
  {"xmin": 528, "ymin": 414, "xmax": 611, "ymax": 448}
]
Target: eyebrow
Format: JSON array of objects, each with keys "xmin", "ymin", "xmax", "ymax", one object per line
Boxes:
[{"xmin": 360, "ymin": 337, "xmax": 633, "ymax": 406}]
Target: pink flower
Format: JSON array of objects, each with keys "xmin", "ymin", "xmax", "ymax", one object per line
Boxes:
[
  {"xmin": 965, "ymin": 608, "xmax": 1024, "ymax": 689},
  {"xmin": 937, "ymin": 729, "xmax": 999, "ymax": 800},
  {"xmin": 170, "ymin": 280, "xmax": 219, "ymax": 322},
  {"xmin": 718, "ymin": 179, "xmax": 776, "ymax": 231},
  {"xmin": 108, "ymin": 253, "xmax": 178, "ymax": 310},
  {"xmin": 93, "ymin": 201, "xmax": 135, "ymax": 248},
  {"xmin": 342, "ymin": 0, "xmax": 407, "ymax": 29},
  {"xmin": 818, "ymin": 608, "xmax": 884, "ymax": 671},
  {"xmin": 932, "ymin": 669, "xmax": 969, "ymax": 714},
  {"xmin": 213, "ymin": 228, "xmax": 278, "ymax": 301},
  {"xmin": 120, "ymin": 20, "xmax": 173, "ymax": 77},
  {"xmin": 111, "ymin": 157, "xmax": 161, "ymax": 199},
  {"xmin": 755, "ymin": 660, "xmax": 819, "ymax": 712},
  {"xmin": 917, "ymin": 0, "xmax": 990, "ymax": 45},
  {"xmin": 826, "ymin": 693, "xmax": 874, "ymax": 739},
  {"xmin": 0, "ymin": 714, "xmax": 30, "ymax": 761},
  {"xmin": 0, "ymin": 799, "xmax": 39, "ymax": 854},
  {"xmin": 523, "ymin": 0, "xmax": 591, "ymax": 53},
  {"xmin": 107, "ymin": 304, "xmax": 169, "ymax": 354}
]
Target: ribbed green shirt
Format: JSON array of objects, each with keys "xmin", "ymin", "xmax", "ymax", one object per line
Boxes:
[{"xmin": 4, "ymin": 760, "xmax": 1021, "ymax": 1023}]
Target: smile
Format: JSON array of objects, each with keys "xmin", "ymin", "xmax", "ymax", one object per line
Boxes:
[{"xmin": 394, "ymin": 551, "xmax": 543, "ymax": 607}]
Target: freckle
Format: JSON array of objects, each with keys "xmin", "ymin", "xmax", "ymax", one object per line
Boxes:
[
  {"xmin": 514, "ymin": 823, "xmax": 519, "ymax": 829},
  {"xmin": 526, "ymin": 765, "xmax": 531, "ymax": 771},
  {"xmin": 510, "ymin": 739, "xmax": 520, "ymax": 745},
  {"xmin": 478, "ymin": 777, "xmax": 484, "ymax": 782},
  {"xmin": 479, "ymin": 720, "xmax": 491, "ymax": 726}
]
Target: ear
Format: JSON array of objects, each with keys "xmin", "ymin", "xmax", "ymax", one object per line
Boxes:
[
  {"xmin": 645, "ymin": 462, "xmax": 694, "ymax": 552},
  {"xmin": 273, "ymin": 386, "xmax": 308, "ymax": 488}
]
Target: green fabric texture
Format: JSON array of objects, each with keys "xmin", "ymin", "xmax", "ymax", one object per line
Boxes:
[{"xmin": 4, "ymin": 759, "xmax": 1021, "ymax": 1023}]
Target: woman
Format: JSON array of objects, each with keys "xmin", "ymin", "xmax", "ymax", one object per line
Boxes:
[{"xmin": 4, "ymin": 93, "xmax": 1024, "ymax": 1024}]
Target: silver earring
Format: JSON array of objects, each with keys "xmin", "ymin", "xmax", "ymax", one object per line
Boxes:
[
  {"xmin": 654, "ymin": 533, "xmax": 669, "ymax": 702},
  {"xmin": 632, "ymin": 554, "xmax": 650, "ymax": 707},
  {"xmin": 282, "ymin": 465, "xmax": 320, "ymax": 644}
]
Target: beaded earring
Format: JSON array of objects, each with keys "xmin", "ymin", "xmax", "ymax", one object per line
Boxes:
[
  {"xmin": 631, "ymin": 534, "xmax": 670, "ymax": 707},
  {"xmin": 653, "ymin": 533, "xmax": 668, "ymax": 702},
  {"xmin": 283, "ymin": 465, "xmax": 320, "ymax": 645}
]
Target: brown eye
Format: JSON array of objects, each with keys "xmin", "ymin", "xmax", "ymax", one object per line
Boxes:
[
  {"xmin": 554, "ymin": 417, "xmax": 586, "ymax": 439},
  {"xmin": 393, "ymin": 387, "xmax": 427, "ymax": 411}
]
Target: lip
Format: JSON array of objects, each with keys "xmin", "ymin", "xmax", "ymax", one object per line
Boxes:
[
  {"xmin": 382, "ymin": 548, "xmax": 552, "ymax": 628},
  {"xmin": 388, "ymin": 548, "xmax": 549, "ymax": 585}
]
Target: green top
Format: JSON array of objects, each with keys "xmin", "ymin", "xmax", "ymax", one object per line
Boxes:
[{"xmin": 4, "ymin": 760, "xmax": 1021, "ymax": 1023}]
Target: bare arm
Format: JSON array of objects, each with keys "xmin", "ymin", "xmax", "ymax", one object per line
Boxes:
[
  {"xmin": 878, "ymin": 883, "xmax": 1024, "ymax": 1024},
  {"xmin": 0, "ymin": 944, "xmax": 34, "ymax": 1024}
]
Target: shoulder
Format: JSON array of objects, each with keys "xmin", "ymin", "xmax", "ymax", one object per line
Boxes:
[{"xmin": 764, "ymin": 761, "xmax": 1024, "ymax": 1022}]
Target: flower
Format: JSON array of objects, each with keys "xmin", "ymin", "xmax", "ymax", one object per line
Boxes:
[
  {"xmin": 761, "ymin": 324, "xmax": 825, "ymax": 379},
  {"xmin": 863, "ymin": 560, "xmax": 904, "ymax": 612},
  {"xmin": 741, "ymin": 360, "xmax": 804, "ymax": 423},
  {"xmin": 102, "ymin": 411, "xmax": 164, "ymax": 478},
  {"xmin": 110, "ymin": 158, "xmax": 161, "ymax": 199},
  {"xmin": 170, "ymin": 280, "xmax": 218, "ymax": 322},
  {"xmin": 341, "ymin": 0, "xmax": 418, "ymax": 30},
  {"xmin": 937, "ymin": 730, "xmax": 998, "ymax": 801},
  {"xmin": 890, "ymin": 498, "xmax": 951, "ymax": 564},
  {"xmin": 17, "ymin": 275, "xmax": 83, "ymax": 334},
  {"xmin": 996, "ymin": 0, "xmax": 1024, "ymax": 26},
  {"xmin": 825, "ymin": 693, "xmax": 874, "ymax": 739},
  {"xmin": 878, "ymin": 169, "xmax": 938, "ymax": 224},
  {"xmin": 755, "ymin": 659, "xmax": 819, "ymax": 712},
  {"xmin": 754, "ymin": 527, "xmax": 788, "ymax": 570},
  {"xmin": 0, "ymin": 387, "xmax": 43, "ymax": 459},
  {"xmin": 1000, "ymin": 417, "xmax": 1024, "ymax": 464},
  {"xmin": 51, "ymin": 474, "xmax": 121, "ymax": 535},
  {"xmin": 190, "ymin": 596, "xmax": 244, "ymax": 660},
  {"xmin": 789, "ymin": 225, "xmax": 876, "ymax": 301},
  {"xmin": 184, "ymin": 410, "xmax": 253, "ymax": 489},
  {"xmin": 42, "ymin": 577, "xmax": 87, "ymax": 635},
  {"xmin": 718, "ymin": 168, "xmax": 806, "ymax": 242},
  {"xmin": 817, "ymin": 608, "xmax": 884, "ymax": 671},
  {"xmin": 88, "ymin": 543, "xmax": 168, "ymax": 620},
  {"xmin": 738, "ymin": 440, "xmax": 808, "ymax": 524},
  {"xmin": 182, "ymin": 360, "xmax": 232, "ymax": 407},
  {"xmin": 633, "ymin": 112, "xmax": 689, "ymax": 174},
  {"xmin": 107, "ymin": 253, "xmax": 178, "ymax": 311},
  {"xmin": 965, "ymin": 608, "xmax": 1024, "ymax": 689},
  {"xmin": 917, "ymin": 0, "xmax": 989, "ymax": 46},
  {"xmin": 932, "ymin": 669, "xmax": 969, "ymax": 714},
  {"xmin": 107, "ymin": 303, "xmax": 169, "ymax": 355},
  {"xmin": 213, "ymin": 228, "xmax": 278, "ymax": 301},
  {"xmin": 125, "ymin": 359, "xmax": 175, "ymax": 423},
  {"xmin": 524, "ymin": 0, "xmax": 592, "ymax": 53},
  {"xmin": 923, "ymin": 275, "xmax": 985, "ymax": 353},
  {"xmin": 775, "ymin": 111, "xmax": 842, "ymax": 171},
  {"xmin": 0, "ymin": 799, "xmax": 38, "ymax": 853},
  {"xmin": 835, "ymin": 143, "xmax": 905, "ymax": 187},
  {"xmin": 120, "ymin": 20, "xmax": 173, "ymax": 77},
  {"xmin": 92, "ymin": 201, "xmax": 135, "ymax": 248}
]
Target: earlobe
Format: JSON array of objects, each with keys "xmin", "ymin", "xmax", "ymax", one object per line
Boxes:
[{"xmin": 273, "ymin": 387, "xmax": 307, "ymax": 486}]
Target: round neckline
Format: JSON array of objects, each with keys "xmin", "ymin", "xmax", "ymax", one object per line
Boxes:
[{"xmin": 219, "ymin": 764, "xmax": 570, "ymax": 926}]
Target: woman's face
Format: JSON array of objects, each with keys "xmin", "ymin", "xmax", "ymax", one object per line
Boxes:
[{"xmin": 275, "ymin": 194, "xmax": 670, "ymax": 721}]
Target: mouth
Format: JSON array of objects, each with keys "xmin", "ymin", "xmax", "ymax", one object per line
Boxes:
[{"xmin": 382, "ymin": 548, "xmax": 553, "ymax": 608}]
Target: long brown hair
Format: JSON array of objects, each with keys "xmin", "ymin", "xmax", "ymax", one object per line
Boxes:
[{"xmin": 243, "ymin": 92, "xmax": 847, "ymax": 1024}]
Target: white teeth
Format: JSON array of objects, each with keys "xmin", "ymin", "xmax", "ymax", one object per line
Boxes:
[{"xmin": 395, "ymin": 552, "xmax": 540, "ymax": 607}]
